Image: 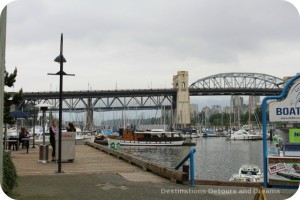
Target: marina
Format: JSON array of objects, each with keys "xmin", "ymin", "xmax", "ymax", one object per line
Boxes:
[{"xmin": 5, "ymin": 122, "xmax": 291, "ymax": 184}]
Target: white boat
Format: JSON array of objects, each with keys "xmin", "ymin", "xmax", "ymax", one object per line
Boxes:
[
  {"xmin": 75, "ymin": 132, "xmax": 85, "ymax": 140},
  {"xmin": 228, "ymin": 129, "xmax": 261, "ymax": 140},
  {"xmin": 107, "ymin": 129, "xmax": 184, "ymax": 146},
  {"xmin": 229, "ymin": 164, "xmax": 263, "ymax": 182},
  {"xmin": 229, "ymin": 174, "xmax": 258, "ymax": 182}
]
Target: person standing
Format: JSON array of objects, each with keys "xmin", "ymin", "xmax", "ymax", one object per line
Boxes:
[
  {"xmin": 49, "ymin": 119, "xmax": 58, "ymax": 161},
  {"xmin": 67, "ymin": 122, "xmax": 76, "ymax": 132},
  {"xmin": 19, "ymin": 127, "xmax": 29, "ymax": 148}
]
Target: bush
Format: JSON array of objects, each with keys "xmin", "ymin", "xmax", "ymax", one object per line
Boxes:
[{"xmin": 2, "ymin": 152, "xmax": 18, "ymax": 195}]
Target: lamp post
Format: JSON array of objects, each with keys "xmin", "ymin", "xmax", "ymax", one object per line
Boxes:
[
  {"xmin": 48, "ymin": 33, "xmax": 74, "ymax": 173},
  {"xmin": 31, "ymin": 104, "xmax": 37, "ymax": 148},
  {"xmin": 35, "ymin": 103, "xmax": 52, "ymax": 163}
]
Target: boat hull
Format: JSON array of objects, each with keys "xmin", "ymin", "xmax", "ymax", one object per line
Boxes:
[
  {"xmin": 230, "ymin": 135, "xmax": 261, "ymax": 140},
  {"xmin": 108, "ymin": 138, "xmax": 184, "ymax": 146}
]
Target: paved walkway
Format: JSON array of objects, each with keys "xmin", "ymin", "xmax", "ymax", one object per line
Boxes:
[{"xmin": 7, "ymin": 142, "xmax": 299, "ymax": 200}]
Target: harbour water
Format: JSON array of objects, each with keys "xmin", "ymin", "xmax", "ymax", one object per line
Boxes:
[
  {"xmin": 121, "ymin": 129, "xmax": 288, "ymax": 181},
  {"xmin": 121, "ymin": 137, "xmax": 263, "ymax": 181}
]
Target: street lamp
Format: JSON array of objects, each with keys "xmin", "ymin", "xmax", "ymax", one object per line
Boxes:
[
  {"xmin": 48, "ymin": 33, "xmax": 74, "ymax": 173},
  {"xmin": 31, "ymin": 103, "xmax": 37, "ymax": 148},
  {"xmin": 35, "ymin": 103, "xmax": 52, "ymax": 163}
]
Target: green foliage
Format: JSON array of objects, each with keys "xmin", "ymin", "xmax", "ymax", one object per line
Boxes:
[
  {"xmin": 2, "ymin": 153, "xmax": 18, "ymax": 195},
  {"xmin": 4, "ymin": 68, "xmax": 23, "ymax": 125},
  {"xmin": 2, "ymin": 68, "xmax": 21, "ymax": 196},
  {"xmin": 3, "ymin": 93, "xmax": 14, "ymax": 125},
  {"xmin": 207, "ymin": 113, "xmax": 233, "ymax": 127},
  {"xmin": 12, "ymin": 88, "xmax": 23, "ymax": 105},
  {"xmin": 209, "ymin": 113, "xmax": 222, "ymax": 127},
  {"xmin": 4, "ymin": 68, "xmax": 17, "ymax": 87}
]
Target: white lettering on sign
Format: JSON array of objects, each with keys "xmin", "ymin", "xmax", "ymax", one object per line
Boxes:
[{"xmin": 269, "ymin": 79, "xmax": 300, "ymax": 122}]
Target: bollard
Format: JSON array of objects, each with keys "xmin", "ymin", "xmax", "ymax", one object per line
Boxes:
[{"xmin": 183, "ymin": 164, "xmax": 189, "ymax": 182}]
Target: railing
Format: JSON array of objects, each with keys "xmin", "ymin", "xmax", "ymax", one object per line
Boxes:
[{"xmin": 175, "ymin": 147, "xmax": 196, "ymax": 186}]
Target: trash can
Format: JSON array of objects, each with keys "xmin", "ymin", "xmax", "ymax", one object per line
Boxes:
[
  {"xmin": 39, "ymin": 144, "xmax": 49, "ymax": 163},
  {"xmin": 55, "ymin": 132, "xmax": 76, "ymax": 162}
]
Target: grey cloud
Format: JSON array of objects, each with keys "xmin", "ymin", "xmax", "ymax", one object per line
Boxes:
[{"xmin": 4, "ymin": 0, "xmax": 300, "ymax": 91}]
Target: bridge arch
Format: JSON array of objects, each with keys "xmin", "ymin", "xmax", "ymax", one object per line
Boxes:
[{"xmin": 189, "ymin": 73, "xmax": 284, "ymax": 90}]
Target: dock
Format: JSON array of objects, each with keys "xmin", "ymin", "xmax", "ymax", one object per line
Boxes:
[
  {"xmin": 8, "ymin": 141, "xmax": 297, "ymax": 200},
  {"xmin": 10, "ymin": 140, "xmax": 168, "ymax": 183}
]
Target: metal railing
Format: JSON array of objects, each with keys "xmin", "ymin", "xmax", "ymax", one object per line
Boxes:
[{"xmin": 175, "ymin": 147, "xmax": 196, "ymax": 186}]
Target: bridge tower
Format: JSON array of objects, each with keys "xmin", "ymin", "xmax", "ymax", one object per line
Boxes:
[{"xmin": 173, "ymin": 71, "xmax": 191, "ymax": 128}]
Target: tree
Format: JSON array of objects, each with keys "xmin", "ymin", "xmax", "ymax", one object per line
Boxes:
[
  {"xmin": 4, "ymin": 68, "xmax": 23, "ymax": 125},
  {"xmin": 209, "ymin": 113, "xmax": 222, "ymax": 128}
]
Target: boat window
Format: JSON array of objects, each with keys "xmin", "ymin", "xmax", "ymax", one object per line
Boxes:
[{"xmin": 241, "ymin": 170, "xmax": 258, "ymax": 175}]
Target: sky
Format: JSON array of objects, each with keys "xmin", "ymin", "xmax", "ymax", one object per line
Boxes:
[{"xmin": 1, "ymin": 0, "xmax": 300, "ymax": 108}]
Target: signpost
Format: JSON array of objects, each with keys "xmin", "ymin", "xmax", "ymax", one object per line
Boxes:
[{"xmin": 262, "ymin": 74, "xmax": 300, "ymax": 189}]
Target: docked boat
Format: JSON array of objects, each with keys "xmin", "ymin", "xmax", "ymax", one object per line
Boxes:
[
  {"xmin": 228, "ymin": 129, "xmax": 261, "ymax": 140},
  {"xmin": 201, "ymin": 129, "xmax": 217, "ymax": 137},
  {"xmin": 107, "ymin": 128, "xmax": 184, "ymax": 146},
  {"xmin": 229, "ymin": 164, "xmax": 263, "ymax": 182}
]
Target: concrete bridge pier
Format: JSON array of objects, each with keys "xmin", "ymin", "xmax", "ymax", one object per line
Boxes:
[
  {"xmin": 173, "ymin": 71, "xmax": 191, "ymax": 129},
  {"xmin": 85, "ymin": 97, "xmax": 93, "ymax": 131}
]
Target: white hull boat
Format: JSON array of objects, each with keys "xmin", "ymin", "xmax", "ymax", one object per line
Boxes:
[
  {"xmin": 229, "ymin": 129, "xmax": 261, "ymax": 140},
  {"xmin": 229, "ymin": 164, "xmax": 263, "ymax": 182}
]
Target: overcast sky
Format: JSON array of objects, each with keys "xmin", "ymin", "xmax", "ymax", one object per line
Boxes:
[{"xmin": 1, "ymin": 0, "xmax": 300, "ymax": 107}]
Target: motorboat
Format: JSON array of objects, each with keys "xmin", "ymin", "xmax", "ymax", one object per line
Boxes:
[
  {"xmin": 201, "ymin": 129, "xmax": 218, "ymax": 137},
  {"xmin": 229, "ymin": 174, "xmax": 258, "ymax": 182},
  {"xmin": 107, "ymin": 128, "xmax": 184, "ymax": 146},
  {"xmin": 229, "ymin": 164, "xmax": 263, "ymax": 182},
  {"xmin": 176, "ymin": 129, "xmax": 199, "ymax": 138},
  {"xmin": 228, "ymin": 129, "xmax": 261, "ymax": 140}
]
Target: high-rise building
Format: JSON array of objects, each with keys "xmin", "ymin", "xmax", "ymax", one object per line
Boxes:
[
  {"xmin": 211, "ymin": 105, "xmax": 221, "ymax": 114},
  {"xmin": 230, "ymin": 96, "xmax": 243, "ymax": 127},
  {"xmin": 248, "ymin": 96, "xmax": 260, "ymax": 113}
]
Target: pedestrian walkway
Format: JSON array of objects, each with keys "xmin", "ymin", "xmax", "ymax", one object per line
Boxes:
[{"xmin": 8, "ymin": 143, "xmax": 299, "ymax": 200}]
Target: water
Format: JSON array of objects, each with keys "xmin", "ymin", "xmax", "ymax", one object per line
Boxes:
[{"xmin": 121, "ymin": 137, "xmax": 264, "ymax": 181}]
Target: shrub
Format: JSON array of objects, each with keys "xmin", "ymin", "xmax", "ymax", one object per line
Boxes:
[{"xmin": 2, "ymin": 152, "xmax": 18, "ymax": 195}]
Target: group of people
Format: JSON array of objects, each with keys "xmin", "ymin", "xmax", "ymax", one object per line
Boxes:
[
  {"xmin": 18, "ymin": 120, "xmax": 76, "ymax": 161},
  {"xmin": 49, "ymin": 120, "xmax": 76, "ymax": 161}
]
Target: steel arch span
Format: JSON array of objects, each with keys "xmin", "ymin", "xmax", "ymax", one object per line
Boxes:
[{"xmin": 189, "ymin": 72, "xmax": 284, "ymax": 90}]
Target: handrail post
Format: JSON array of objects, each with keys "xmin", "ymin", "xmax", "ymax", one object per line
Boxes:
[
  {"xmin": 190, "ymin": 147, "xmax": 195, "ymax": 187},
  {"xmin": 175, "ymin": 147, "xmax": 196, "ymax": 187}
]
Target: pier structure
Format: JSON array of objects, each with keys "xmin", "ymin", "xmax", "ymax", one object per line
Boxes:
[{"xmin": 20, "ymin": 72, "xmax": 284, "ymax": 129}]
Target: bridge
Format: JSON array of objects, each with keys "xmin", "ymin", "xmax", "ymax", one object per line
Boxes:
[{"xmin": 20, "ymin": 72, "xmax": 284, "ymax": 127}]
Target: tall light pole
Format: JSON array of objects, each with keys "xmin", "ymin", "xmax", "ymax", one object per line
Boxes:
[{"xmin": 48, "ymin": 33, "xmax": 74, "ymax": 173}]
